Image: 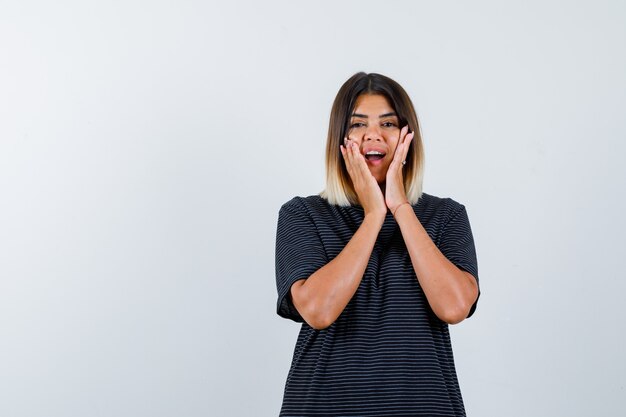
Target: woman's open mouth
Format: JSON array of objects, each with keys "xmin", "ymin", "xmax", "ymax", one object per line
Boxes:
[{"xmin": 364, "ymin": 150, "xmax": 386, "ymax": 166}]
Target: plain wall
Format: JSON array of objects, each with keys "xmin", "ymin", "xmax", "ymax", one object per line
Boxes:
[{"xmin": 1, "ymin": 1, "xmax": 625, "ymax": 416}]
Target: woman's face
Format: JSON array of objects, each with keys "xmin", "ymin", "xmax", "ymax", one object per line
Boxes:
[{"xmin": 346, "ymin": 94, "xmax": 402, "ymax": 184}]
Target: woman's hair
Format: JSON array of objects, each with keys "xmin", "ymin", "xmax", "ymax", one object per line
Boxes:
[{"xmin": 319, "ymin": 72, "xmax": 425, "ymax": 206}]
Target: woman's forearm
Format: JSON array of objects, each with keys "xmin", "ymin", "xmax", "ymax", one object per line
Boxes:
[
  {"xmin": 290, "ymin": 213, "xmax": 384, "ymax": 330},
  {"xmin": 393, "ymin": 203, "xmax": 478, "ymax": 324}
]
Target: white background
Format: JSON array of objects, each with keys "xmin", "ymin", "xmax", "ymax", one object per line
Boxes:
[{"xmin": 1, "ymin": 1, "xmax": 625, "ymax": 416}]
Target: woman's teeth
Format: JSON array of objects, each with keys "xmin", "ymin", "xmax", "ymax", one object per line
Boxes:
[{"xmin": 365, "ymin": 151, "xmax": 385, "ymax": 161}]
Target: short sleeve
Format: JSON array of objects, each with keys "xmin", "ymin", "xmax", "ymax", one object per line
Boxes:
[
  {"xmin": 275, "ymin": 199, "xmax": 329, "ymax": 323},
  {"xmin": 438, "ymin": 204, "xmax": 480, "ymax": 319}
]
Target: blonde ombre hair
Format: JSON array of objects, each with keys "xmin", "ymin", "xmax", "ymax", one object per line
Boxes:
[{"xmin": 319, "ymin": 72, "xmax": 425, "ymax": 207}]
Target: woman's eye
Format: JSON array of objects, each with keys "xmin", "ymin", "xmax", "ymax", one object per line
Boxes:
[
  {"xmin": 350, "ymin": 122, "xmax": 365, "ymax": 128},
  {"xmin": 382, "ymin": 122, "xmax": 397, "ymax": 128}
]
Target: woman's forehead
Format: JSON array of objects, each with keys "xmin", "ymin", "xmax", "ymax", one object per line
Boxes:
[{"xmin": 352, "ymin": 94, "xmax": 395, "ymax": 116}]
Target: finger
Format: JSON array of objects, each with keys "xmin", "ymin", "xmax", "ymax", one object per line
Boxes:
[
  {"xmin": 351, "ymin": 141, "xmax": 371, "ymax": 178},
  {"xmin": 340, "ymin": 140, "xmax": 355, "ymax": 178},
  {"xmin": 346, "ymin": 140, "xmax": 362, "ymax": 181},
  {"xmin": 390, "ymin": 134, "xmax": 407, "ymax": 168},
  {"xmin": 340, "ymin": 137, "xmax": 350, "ymax": 158},
  {"xmin": 390, "ymin": 126, "xmax": 409, "ymax": 168},
  {"xmin": 399, "ymin": 125, "xmax": 409, "ymax": 144},
  {"xmin": 384, "ymin": 132, "xmax": 411, "ymax": 182},
  {"xmin": 340, "ymin": 144, "xmax": 347, "ymax": 165},
  {"xmin": 346, "ymin": 139, "xmax": 356, "ymax": 167},
  {"xmin": 348, "ymin": 142, "xmax": 364, "ymax": 177},
  {"xmin": 401, "ymin": 133, "xmax": 414, "ymax": 162},
  {"xmin": 339, "ymin": 145, "xmax": 354, "ymax": 178}
]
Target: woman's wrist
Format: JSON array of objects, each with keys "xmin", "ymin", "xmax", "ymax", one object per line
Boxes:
[
  {"xmin": 363, "ymin": 212, "xmax": 386, "ymax": 228},
  {"xmin": 392, "ymin": 202, "xmax": 410, "ymax": 217}
]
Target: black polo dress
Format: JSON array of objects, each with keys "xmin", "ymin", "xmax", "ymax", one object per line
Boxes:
[{"xmin": 275, "ymin": 192, "xmax": 480, "ymax": 416}]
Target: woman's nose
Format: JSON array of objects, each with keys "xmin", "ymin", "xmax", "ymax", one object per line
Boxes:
[{"xmin": 364, "ymin": 125, "xmax": 382, "ymax": 142}]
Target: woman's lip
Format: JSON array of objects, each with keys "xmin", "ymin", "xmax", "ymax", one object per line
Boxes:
[{"xmin": 365, "ymin": 156, "xmax": 386, "ymax": 166}]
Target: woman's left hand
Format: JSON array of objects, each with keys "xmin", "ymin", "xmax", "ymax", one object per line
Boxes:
[{"xmin": 385, "ymin": 125, "xmax": 414, "ymax": 214}]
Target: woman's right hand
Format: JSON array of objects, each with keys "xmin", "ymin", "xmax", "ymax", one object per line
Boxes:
[{"xmin": 340, "ymin": 138, "xmax": 387, "ymax": 220}]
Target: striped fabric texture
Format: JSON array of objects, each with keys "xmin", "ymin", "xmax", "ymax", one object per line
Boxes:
[{"xmin": 275, "ymin": 193, "xmax": 479, "ymax": 416}]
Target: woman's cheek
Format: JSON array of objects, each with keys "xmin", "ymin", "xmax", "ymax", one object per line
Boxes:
[{"xmin": 347, "ymin": 135, "xmax": 363, "ymax": 145}]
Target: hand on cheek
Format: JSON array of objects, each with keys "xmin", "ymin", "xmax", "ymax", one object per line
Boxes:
[
  {"xmin": 385, "ymin": 126, "xmax": 414, "ymax": 215},
  {"xmin": 340, "ymin": 138, "xmax": 387, "ymax": 218}
]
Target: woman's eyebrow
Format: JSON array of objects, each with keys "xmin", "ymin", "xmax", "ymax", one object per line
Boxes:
[{"xmin": 351, "ymin": 112, "xmax": 398, "ymax": 118}]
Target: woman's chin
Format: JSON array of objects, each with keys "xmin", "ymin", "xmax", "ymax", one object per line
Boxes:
[{"xmin": 369, "ymin": 169, "xmax": 387, "ymax": 185}]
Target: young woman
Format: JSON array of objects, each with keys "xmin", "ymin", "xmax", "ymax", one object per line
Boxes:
[{"xmin": 275, "ymin": 72, "xmax": 480, "ymax": 416}]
